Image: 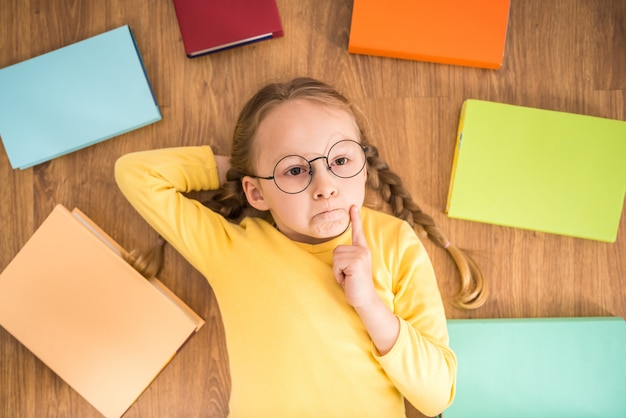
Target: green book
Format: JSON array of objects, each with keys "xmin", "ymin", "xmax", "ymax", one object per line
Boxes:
[
  {"xmin": 446, "ymin": 100, "xmax": 626, "ymax": 242},
  {"xmin": 445, "ymin": 317, "xmax": 626, "ymax": 418}
]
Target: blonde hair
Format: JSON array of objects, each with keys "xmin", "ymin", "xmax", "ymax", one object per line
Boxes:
[{"xmin": 128, "ymin": 77, "xmax": 487, "ymax": 309}]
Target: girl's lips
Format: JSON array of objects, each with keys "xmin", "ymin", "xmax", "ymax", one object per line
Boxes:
[{"xmin": 314, "ymin": 208, "xmax": 344, "ymax": 221}]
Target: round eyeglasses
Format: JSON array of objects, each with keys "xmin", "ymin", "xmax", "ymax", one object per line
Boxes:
[{"xmin": 250, "ymin": 139, "xmax": 369, "ymax": 194}]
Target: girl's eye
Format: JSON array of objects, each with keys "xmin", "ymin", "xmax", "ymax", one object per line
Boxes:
[
  {"xmin": 286, "ymin": 166, "xmax": 307, "ymax": 176},
  {"xmin": 332, "ymin": 157, "xmax": 349, "ymax": 166}
]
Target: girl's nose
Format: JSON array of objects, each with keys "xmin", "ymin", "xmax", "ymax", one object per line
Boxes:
[{"xmin": 310, "ymin": 160, "xmax": 337, "ymax": 199}]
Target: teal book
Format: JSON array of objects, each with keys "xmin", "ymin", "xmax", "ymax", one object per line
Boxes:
[
  {"xmin": 446, "ymin": 100, "xmax": 626, "ymax": 243},
  {"xmin": 0, "ymin": 25, "xmax": 161, "ymax": 170},
  {"xmin": 445, "ymin": 317, "xmax": 626, "ymax": 418}
]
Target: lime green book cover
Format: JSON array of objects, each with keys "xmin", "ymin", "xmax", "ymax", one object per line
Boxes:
[
  {"xmin": 446, "ymin": 100, "xmax": 626, "ymax": 242},
  {"xmin": 445, "ymin": 317, "xmax": 626, "ymax": 417}
]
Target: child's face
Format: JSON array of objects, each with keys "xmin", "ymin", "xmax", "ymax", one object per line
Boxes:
[{"xmin": 242, "ymin": 99, "xmax": 367, "ymax": 244}]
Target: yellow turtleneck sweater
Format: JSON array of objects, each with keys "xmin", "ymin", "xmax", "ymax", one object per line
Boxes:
[{"xmin": 115, "ymin": 146, "xmax": 456, "ymax": 418}]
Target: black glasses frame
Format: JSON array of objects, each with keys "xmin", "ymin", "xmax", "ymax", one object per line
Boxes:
[{"xmin": 250, "ymin": 139, "xmax": 369, "ymax": 194}]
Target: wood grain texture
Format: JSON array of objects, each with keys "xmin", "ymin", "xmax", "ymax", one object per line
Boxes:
[{"xmin": 1, "ymin": 1, "xmax": 624, "ymax": 417}]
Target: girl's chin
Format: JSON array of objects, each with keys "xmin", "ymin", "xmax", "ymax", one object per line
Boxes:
[
  {"xmin": 276, "ymin": 209, "xmax": 351, "ymax": 244},
  {"xmin": 284, "ymin": 221, "xmax": 349, "ymax": 245},
  {"xmin": 310, "ymin": 217, "xmax": 350, "ymax": 241}
]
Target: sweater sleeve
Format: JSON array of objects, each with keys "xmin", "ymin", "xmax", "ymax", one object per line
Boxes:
[
  {"xmin": 374, "ymin": 221, "xmax": 457, "ymax": 417},
  {"xmin": 114, "ymin": 146, "xmax": 236, "ymax": 275}
]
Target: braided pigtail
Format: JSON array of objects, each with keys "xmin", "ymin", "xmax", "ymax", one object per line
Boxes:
[
  {"xmin": 202, "ymin": 168, "xmax": 271, "ymax": 223},
  {"xmin": 364, "ymin": 144, "xmax": 487, "ymax": 309},
  {"xmin": 123, "ymin": 235, "xmax": 166, "ymax": 279}
]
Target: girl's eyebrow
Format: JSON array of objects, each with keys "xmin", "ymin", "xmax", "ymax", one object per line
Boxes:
[{"xmin": 276, "ymin": 139, "xmax": 341, "ymax": 159}]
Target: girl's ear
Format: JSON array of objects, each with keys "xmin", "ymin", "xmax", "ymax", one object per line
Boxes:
[{"xmin": 242, "ymin": 176, "xmax": 270, "ymax": 211}]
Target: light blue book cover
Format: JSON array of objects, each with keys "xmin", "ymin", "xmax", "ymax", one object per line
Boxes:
[
  {"xmin": 0, "ymin": 25, "xmax": 161, "ymax": 169},
  {"xmin": 445, "ymin": 317, "xmax": 626, "ymax": 418}
]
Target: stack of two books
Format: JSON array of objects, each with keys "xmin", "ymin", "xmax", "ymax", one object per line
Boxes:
[{"xmin": 0, "ymin": 204, "xmax": 205, "ymax": 418}]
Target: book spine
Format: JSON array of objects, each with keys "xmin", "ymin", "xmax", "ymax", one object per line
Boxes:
[
  {"xmin": 127, "ymin": 25, "xmax": 161, "ymax": 114},
  {"xmin": 445, "ymin": 100, "xmax": 469, "ymax": 214}
]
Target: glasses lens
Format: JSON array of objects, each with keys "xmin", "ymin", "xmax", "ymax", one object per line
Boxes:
[
  {"xmin": 327, "ymin": 140, "xmax": 366, "ymax": 178},
  {"xmin": 273, "ymin": 155, "xmax": 312, "ymax": 194}
]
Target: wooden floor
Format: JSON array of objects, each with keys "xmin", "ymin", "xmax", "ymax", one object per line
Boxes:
[{"xmin": 1, "ymin": 1, "xmax": 624, "ymax": 417}]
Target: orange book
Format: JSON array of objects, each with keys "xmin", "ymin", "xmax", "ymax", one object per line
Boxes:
[
  {"xmin": 0, "ymin": 204, "xmax": 204, "ymax": 418},
  {"xmin": 348, "ymin": 0, "xmax": 511, "ymax": 69}
]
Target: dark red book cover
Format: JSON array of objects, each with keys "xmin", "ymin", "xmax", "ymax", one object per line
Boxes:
[{"xmin": 172, "ymin": 0, "xmax": 284, "ymax": 57}]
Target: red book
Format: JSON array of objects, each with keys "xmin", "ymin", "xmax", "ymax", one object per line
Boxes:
[{"xmin": 172, "ymin": 0, "xmax": 284, "ymax": 58}]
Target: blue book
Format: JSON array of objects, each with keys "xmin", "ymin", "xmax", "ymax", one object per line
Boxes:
[
  {"xmin": 0, "ymin": 25, "xmax": 161, "ymax": 170},
  {"xmin": 445, "ymin": 317, "xmax": 626, "ymax": 418}
]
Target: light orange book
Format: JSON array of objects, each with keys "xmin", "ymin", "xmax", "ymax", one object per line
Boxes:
[
  {"xmin": 348, "ymin": 0, "xmax": 511, "ymax": 69},
  {"xmin": 0, "ymin": 204, "xmax": 204, "ymax": 418}
]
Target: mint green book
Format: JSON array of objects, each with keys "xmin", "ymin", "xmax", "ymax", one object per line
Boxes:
[
  {"xmin": 0, "ymin": 25, "xmax": 161, "ymax": 170},
  {"xmin": 446, "ymin": 100, "xmax": 626, "ymax": 242},
  {"xmin": 445, "ymin": 317, "xmax": 626, "ymax": 418}
]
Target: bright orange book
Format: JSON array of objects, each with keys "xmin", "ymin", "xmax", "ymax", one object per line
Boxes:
[
  {"xmin": 348, "ymin": 0, "xmax": 511, "ymax": 69},
  {"xmin": 0, "ymin": 204, "xmax": 204, "ymax": 418}
]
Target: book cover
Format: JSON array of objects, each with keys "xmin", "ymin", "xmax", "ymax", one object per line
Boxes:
[
  {"xmin": 171, "ymin": 0, "xmax": 284, "ymax": 58},
  {"xmin": 446, "ymin": 99, "xmax": 626, "ymax": 242},
  {"xmin": 348, "ymin": 0, "xmax": 511, "ymax": 69},
  {"xmin": 0, "ymin": 25, "xmax": 161, "ymax": 170},
  {"xmin": 445, "ymin": 317, "xmax": 626, "ymax": 417},
  {"xmin": 0, "ymin": 204, "xmax": 203, "ymax": 418}
]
